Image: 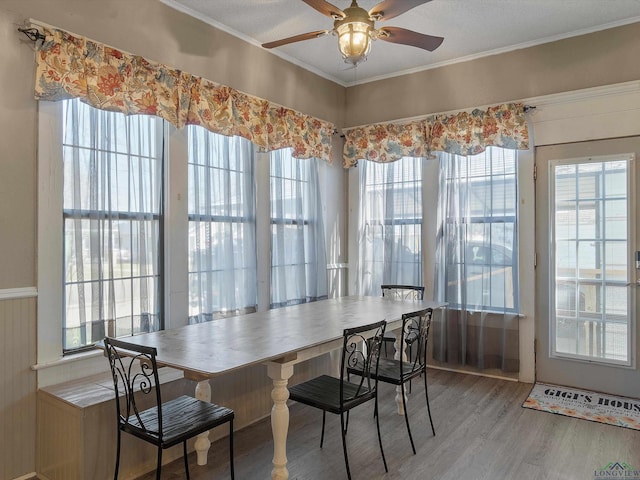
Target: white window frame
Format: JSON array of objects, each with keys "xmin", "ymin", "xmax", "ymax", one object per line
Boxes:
[
  {"xmin": 548, "ymin": 153, "xmax": 636, "ymax": 367},
  {"xmin": 38, "ymin": 101, "xmax": 67, "ymax": 370},
  {"xmin": 37, "ymin": 101, "xmax": 178, "ymax": 385}
]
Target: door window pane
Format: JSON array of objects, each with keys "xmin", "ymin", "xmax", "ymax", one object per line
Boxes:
[{"xmin": 551, "ymin": 156, "xmax": 632, "ymax": 364}]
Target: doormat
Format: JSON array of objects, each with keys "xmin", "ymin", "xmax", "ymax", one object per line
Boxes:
[{"xmin": 522, "ymin": 382, "xmax": 640, "ymax": 430}]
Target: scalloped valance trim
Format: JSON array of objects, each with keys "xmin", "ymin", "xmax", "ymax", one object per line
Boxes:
[
  {"xmin": 343, "ymin": 103, "xmax": 529, "ymax": 167},
  {"xmin": 34, "ymin": 27, "xmax": 335, "ymax": 163}
]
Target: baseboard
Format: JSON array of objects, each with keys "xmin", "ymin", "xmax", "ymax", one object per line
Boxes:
[{"xmin": 428, "ymin": 363, "xmax": 519, "ymax": 382}]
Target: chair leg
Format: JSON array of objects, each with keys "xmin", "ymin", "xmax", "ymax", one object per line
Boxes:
[
  {"xmin": 344, "ymin": 410, "xmax": 350, "ymax": 434},
  {"xmin": 114, "ymin": 429, "xmax": 122, "ymax": 480},
  {"xmin": 374, "ymin": 395, "xmax": 388, "ymax": 473},
  {"xmin": 156, "ymin": 447, "xmax": 163, "ymax": 480},
  {"xmin": 402, "ymin": 381, "xmax": 417, "ymax": 455},
  {"xmin": 408, "ymin": 345, "xmax": 413, "ymax": 394},
  {"xmin": 320, "ymin": 410, "xmax": 326, "ymax": 448},
  {"xmin": 230, "ymin": 420, "xmax": 235, "ymax": 480},
  {"xmin": 424, "ymin": 369, "xmax": 435, "ymax": 436},
  {"xmin": 339, "ymin": 412, "xmax": 352, "ymax": 480},
  {"xmin": 183, "ymin": 441, "xmax": 190, "ymax": 480}
]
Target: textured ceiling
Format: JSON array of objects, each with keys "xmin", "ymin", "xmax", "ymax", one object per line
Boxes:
[{"xmin": 160, "ymin": 0, "xmax": 640, "ymax": 86}]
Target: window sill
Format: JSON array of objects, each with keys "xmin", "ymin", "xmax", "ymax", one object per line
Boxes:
[
  {"xmin": 32, "ymin": 347, "xmax": 103, "ymax": 371},
  {"xmin": 33, "ymin": 346, "xmax": 185, "ymax": 389},
  {"xmin": 33, "ymin": 348, "xmax": 112, "ymax": 388}
]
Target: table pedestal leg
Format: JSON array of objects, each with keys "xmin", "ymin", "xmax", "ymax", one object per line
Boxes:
[
  {"xmin": 267, "ymin": 362, "xmax": 294, "ymax": 480},
  {"xmin": 194, "ymin": 380, "xmax": 212, "ymax": 465},
  {"xmin": 393, "ymin": 331, "xmax": 408, "ymax": 416}
]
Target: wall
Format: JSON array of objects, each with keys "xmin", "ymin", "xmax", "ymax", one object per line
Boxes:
[
  {"xmin": 0, "ymin": 297, "xmax": 36, "ymax": 480},
  {"xmin": 345, "ymin": 21, "xmax": 640, "ymax": 127}
]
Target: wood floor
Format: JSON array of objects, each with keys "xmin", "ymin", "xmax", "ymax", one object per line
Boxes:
[{"xmin": 136, "ymin": 369, "xmax": 640, "ymax": 480}]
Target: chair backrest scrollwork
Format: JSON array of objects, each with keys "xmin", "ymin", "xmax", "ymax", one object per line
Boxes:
[
  {"xmin": 341, "ymin": 321, "xmax": 386, "ymax": 404},
  {"xmin": 104, "ymin": 337, "xmax": 163, "ymax": 438},
  {"xmin": 400, "ymin": 308, "xmax": 433, "ymax": 375}
]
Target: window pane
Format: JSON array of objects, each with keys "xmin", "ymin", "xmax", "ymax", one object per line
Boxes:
[
  {"xmin": 62, "ymin": 99, "xmax": 163, "ymax": 351},
  {"xmin": 551, "ymin": 157, "xmax": 630, "ymax": 364},
  {"xmin": 270, "ymin": 149, "xmax": 327, "ymax": 308},
  {"xmin": 357, "ymin": 157, "xmax": 423, "ymax": 296},
  {"xmin": 436, "ymin": 148, "xmax": 519, "ymax": 312},
  {"xmin": 187, "ymin": 127, "xmax": 257, "ymax": 323}
]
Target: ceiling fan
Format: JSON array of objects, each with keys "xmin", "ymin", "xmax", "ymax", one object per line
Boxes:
[{"xmin": 261, "ymin": 0, "xmax": 444, "ymax": 66}]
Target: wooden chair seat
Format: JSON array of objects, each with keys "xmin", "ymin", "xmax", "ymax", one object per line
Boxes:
[
  {"xmin": 352, "ymin": 358, "xmax": 422, "ymax": 386},
  {"xmin": 289, "ymin": 375, "xmax": 375, "ymax": 415},
  {"xmin": 124, "ymin": 395, "xmax": 234, "ymax": 448}
]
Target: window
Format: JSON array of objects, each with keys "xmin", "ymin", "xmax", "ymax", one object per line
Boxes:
[
  {"xmin": 188, "ymin": 127, "xmax": 257, "ymax": 322},
  {"xmin": 550, "ymin": 155, "xmax": 633, "ymax": 365},
  {"xmin": 270, "ymin": 149, "xmax": 327, "ymax": 307},
  {"xmin": 62, "ymin": 99, "xmax": 164, "ymax": 351},
  {"xmin": 40, "ymin": 103, "xmax": 329, "ymax": 364},
  {"xmin": 356, "ymin": 157, "xmax": 423, "ymax": 296},
  {"xmin": 435, "ymin": 148, "xmax": 519, "ymax": 312}
]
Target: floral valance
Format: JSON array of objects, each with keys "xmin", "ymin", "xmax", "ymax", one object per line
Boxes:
[
  {"xmin": 343, "ymin": 103, "xmax": 529, "ymax": 167},
  {"xmin": 343, "ymin": 120, "xmax": 429, "ymax": 165},
  {"xmin": 34, "ymin": 27, "xmax": 335, "ymax": 162}
]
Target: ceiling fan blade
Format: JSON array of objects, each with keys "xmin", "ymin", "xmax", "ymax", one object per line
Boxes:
[
  {"xmin": 377, "ymin": 26, "xmax": 443, "ymax": 51},
  {"xmin": 262, "ymin": 30, "xmax": 330, "ymax": 49},
  {"xmin": 301, "ymin": 0, "xmax": 345, "ymax": 19},
  {"xmin": 369, "ymin": 0, "xmax": 432, "ymax": 21}
]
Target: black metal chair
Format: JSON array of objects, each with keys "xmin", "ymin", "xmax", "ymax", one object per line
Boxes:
[
  {"xmin": 104, "ymin": 337, "xmax": 235, "ymax": 480},
  {"xmin": 349, "ymin": 308, "xmax": 435, "ymax": 455},
  {"xmin": 380, "ymin": 285, "xmax": 425, "ymax": 359},
  {"xmin": 288, "ymin": 320, "xmax": 388, "ymax": 480}
]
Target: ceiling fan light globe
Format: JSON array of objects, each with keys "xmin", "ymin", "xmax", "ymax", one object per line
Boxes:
[{"xmin": 336, "ymin": 21, "xmax": 372, "ymax": 65}]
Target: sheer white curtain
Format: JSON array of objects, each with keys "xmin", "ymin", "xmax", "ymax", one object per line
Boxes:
[
  {"xmin": 62, "ymin": 99, "xmax": 163, "ymax": 351},
  {"xmin": 188, "ymin": 127, "xmax": 257, "ymax": 323},
  {"xmin": 270, "ymin": 149, "xmax": 327, "ymax": 308},
  {"xmin": 433, "ymin": 147, "xmax": 520, "ymax": 372},
  {"xmin": 356, "ymin": 157, "xmax": 423, "ymax": 297}
]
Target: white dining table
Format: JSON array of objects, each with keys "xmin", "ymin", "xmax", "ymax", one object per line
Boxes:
[{"xmin": 119, "ymin": 295, "xmax": 444, "ymax": 480}]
